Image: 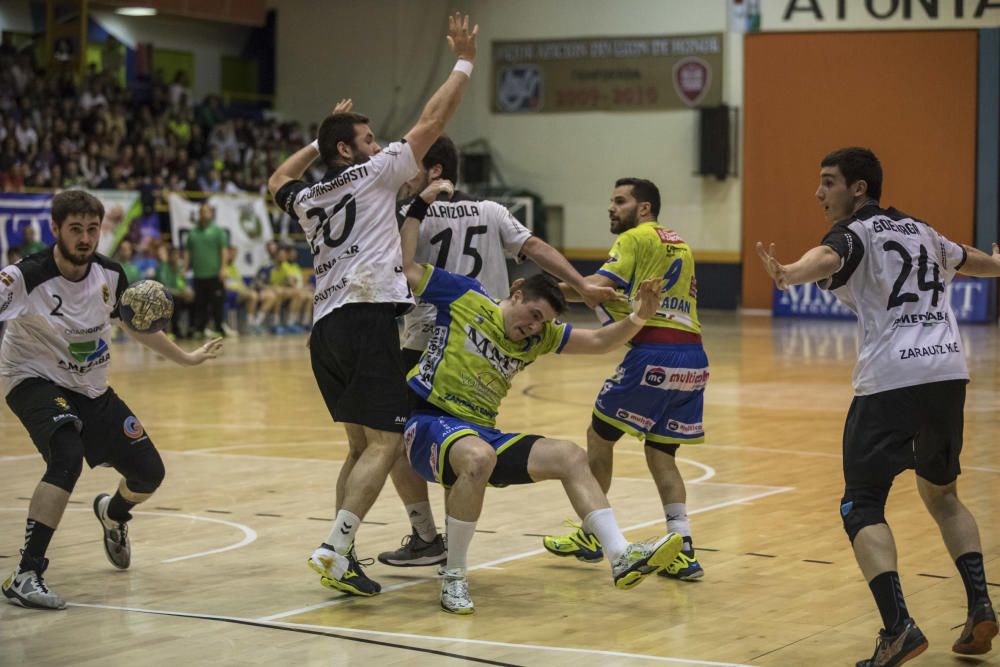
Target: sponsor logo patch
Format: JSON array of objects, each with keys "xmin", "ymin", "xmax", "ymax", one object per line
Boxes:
[
  {"xmin": 123, "ymin": 415, "xmax": 145, "ymax": 439},
  {"xmin": 665, "ymin": 419, "xmax": 702, "ymax": 435},
  {"xmin": 640, "ymin": 366, "xmax": 709, "ymax": 391},
  {"xmin": 615, "ymin": 409, "xmax": 654, "ymax": 430}
]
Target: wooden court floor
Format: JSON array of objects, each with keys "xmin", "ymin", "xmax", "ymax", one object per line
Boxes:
[{"xmin": 1, "ymin": 311, "xmax": 998, "ymax": 666}]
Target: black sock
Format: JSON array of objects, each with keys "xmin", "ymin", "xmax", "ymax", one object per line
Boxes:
[
  {"xmin": 106, "ymin": 491, "xmax": 136, "ymax": 523},
  {"xmin": 21, "ymin": 519, "xmax": 55, "ymax": 569},
  {"xmin": 869, "ymin": 571, "xmax": 909, "ymax": 634},
  {"xmin": 955, "ymin": 552, "xmax": 990, "ymax": 611}
]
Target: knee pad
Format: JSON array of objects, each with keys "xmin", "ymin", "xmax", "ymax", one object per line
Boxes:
[
  {"xmin": 122, "ymin": 446, "xmax": 165, "ymax": 494},
  {"xmin": 840, "ymin": 487, "xmax": 889, "ymax": 542},
  {"xmin": 42, "ymin": 426, "xmax": 85, "ymax": 492}
]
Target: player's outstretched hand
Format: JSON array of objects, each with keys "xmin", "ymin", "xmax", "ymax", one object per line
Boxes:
[
  {"xmin": 755, "ymin": 241, "xmax": 790, "ymax": 290},
  {"xmin": 633, "ymin": 278, "xmax": 663, "ymax": 321},
  {"xmin": 186, "ymin": 337, "xmax": 223, "ymax": 366},
  {"xmin": 992, "ymin": 242, "xmax": 1000, "ymax": 263},
  {"xmin": 578, "ymin": 282, "xmax": 625, "ymax": 309},
  {"xmin": 420, "ymin": 179, "xmax": 455, "ymax": 203},
  {"xmin": 447, "ymin": 13, "xmax": 479, "ymax": 62},
  {"xmin": 332, "ymin": 98, "xmax": 353, "ymax": 114}
]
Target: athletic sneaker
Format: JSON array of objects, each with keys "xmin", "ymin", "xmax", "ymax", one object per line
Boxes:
[
  {"xmin": 542, "ymin": 521, "xmax": 604, "ymax": 563},
  {"xmin": 2, "ymin": 553, "xmax": 66, "ymax": 610},
  {"xmin": 439, "ymin": 567, "xmax": 474, "ymax": 615},
  {"xmin": 611, "ymin": 532, "xmax": 683, "ymax": 590},
  {"xmin": 856, "ymin": 618, "xmax": 928, "ymax": 667},
  {"xmin": 953, "ymin": 599, "xmax": 998, "ymax": 655},
  {"xmin": 658, "ymin": 548, "xmax": 704, "ymax": 581},
  {"xmin": 93, "ymin": 493, "xmax": 131, "ymax": 570},
  {"xmin": 308, "ymin": 544, "xmax": 381, "ymax": 597},
  {"xmin": 377, "ymin": 531, "xmax": 447, "ymax": 567}
]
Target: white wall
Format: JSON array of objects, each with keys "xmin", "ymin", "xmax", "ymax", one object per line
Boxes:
[
  {"xmin": 90, "ymin": 10, "xmax": 252, "ymax": 102},
  {"xmin": 274, "ymin": 0, "xmax": 742, "ymax": 255}
]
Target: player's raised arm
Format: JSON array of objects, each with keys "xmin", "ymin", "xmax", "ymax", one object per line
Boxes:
[
  {"xmin": 519, "ymin": 237, "xmax": 622, "ymax": 308},
  {"xmin": 400, "ymin": 179, "xmax": 455, "ymax": 287},
  {"xmin": 561, "ymin": 278, "xmax": 662, "ymax": 354},
  {"xmin": 403, "ymin": 13, "xmax": 478, "ymax": 162}
]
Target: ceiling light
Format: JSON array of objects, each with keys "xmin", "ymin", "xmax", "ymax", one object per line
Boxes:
[{"xmin": 115, "ymin": 7, "xmax": 157, "ymax": 16}]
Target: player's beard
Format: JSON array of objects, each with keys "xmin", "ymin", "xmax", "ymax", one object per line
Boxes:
[
  {"xmin": 56, "ymin": 236, "xmax": 95, "ymax": 266},
  {"xmin": 610, "ymin": 209, "xmax": 637, "ymax": 234}
]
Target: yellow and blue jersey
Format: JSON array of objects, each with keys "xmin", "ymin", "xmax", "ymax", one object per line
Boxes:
[
  {"xmin": 406, "ymin": 265, "xmax": 572, "ymax": 428},
  {"xmin": 596, "ymin": 222, "xmax": 700, "ymax": 335}
]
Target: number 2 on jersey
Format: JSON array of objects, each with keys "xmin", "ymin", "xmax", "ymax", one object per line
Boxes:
[
  {"xmin": 883, "ymin": 241, "xmax": 944, "ymax": 309},
  {"xmin": 305, "ymin": 195, "xmax": 356, "ymax": 255}
]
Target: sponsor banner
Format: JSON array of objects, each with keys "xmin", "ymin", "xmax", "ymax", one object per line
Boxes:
[
  {"xmin": 772, "ymin": 276, "xmax": 994, "ymax": 323},
  {"xmin": 169, "ymin": 193, "xmax": 273, "ymax": 278},
  {"xmin": 0, "ymin": 190, "xmax": 140, "ymax": 266},
  {"xmin": 761, "ymin": 0, "xmax": 1000, "ymax": 32},
  {"xmin": 492, "ymin": 33, "xmax": 723, "ymax": 113}
]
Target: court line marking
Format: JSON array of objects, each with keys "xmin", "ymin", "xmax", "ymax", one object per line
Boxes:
[
  {"xmin": 0, "ymin": 508, "xmax": 256, "ymax": 564},
  {"xmin": 65, "ymin": 602, "xmax": 520, "ymax": 667},
  {"xmin": 256, "ymin": 485, "xmax": 793, "ymax": 622},
  {"xmin": 65, "ymin": 602, "xmax": 752, "ymax": 667}
]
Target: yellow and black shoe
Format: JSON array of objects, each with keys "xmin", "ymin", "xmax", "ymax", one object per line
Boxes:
[
  {"xmin": 658, "ymin": 547, "xmax": 704, "ymax": 581},
  {"xmin": 612, "ymin": 533, "xmax": 683, "ymax": 590},
  {"xmin": 308, "ymin": 544, "xmax": 381, "ymax": 597},
  {"xmin": 542, "ymin": 521, "xmax": 604, "ymax": 564}
]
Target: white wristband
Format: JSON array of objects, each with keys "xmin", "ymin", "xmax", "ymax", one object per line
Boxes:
[
  {"xmin": 628, "ymin": 312, "xmax": 647, "ymax": 326},
  {"xmin": 453, "ymin": 59, "xmax": 474, "ymax": 77},
  {"xmin": 309, "ymin": 139, "xmax": 320, "ymax": 153}
]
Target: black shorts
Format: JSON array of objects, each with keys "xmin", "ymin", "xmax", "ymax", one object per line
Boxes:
[
  {"xmin": 440, "ymin": 433, "xmax": 541, "ymax": 488},
  {"xmin": 842, "ymin": 379, "xmax": 966, "ymax": 489},
  {"xmin": 309, "ymin": 303, "xmax": 408, "ymax": 432},
  {"xmin": 6, "ymin": 378, "xmax": 153, "ymax": 468}
]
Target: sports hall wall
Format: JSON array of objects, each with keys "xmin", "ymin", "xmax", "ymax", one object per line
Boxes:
[
  {"xmin": 274, "ymin": 0, "xmax": 745, "ymax": 307},
  {"xmin": 741, "ymin": 30, "xmax": 978, "ymax": 310}
]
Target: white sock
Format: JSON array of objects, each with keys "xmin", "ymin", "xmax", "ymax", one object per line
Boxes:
[
  {"xmin": 664, "ymin": 503, "xmax": 692, "ymax": 547},
  {"xmin": 405, "ymin": 502, "xmax": 438, "ymax": 542},
  {"xmin": 445, "ymin": 515, "xmax": 476, "ymax": 571},
  {"xmin": 583, "ymin": 508, "xmax": 629, "ymax": 562},
  {"xmin": 325, "ymin": 509, "xmax": 360, "ymax": 555}
]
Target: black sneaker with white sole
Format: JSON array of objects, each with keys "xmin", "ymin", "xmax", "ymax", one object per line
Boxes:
[{"xmin": 377, "ymin": 530, "xmax": 447, "ymax": 567}]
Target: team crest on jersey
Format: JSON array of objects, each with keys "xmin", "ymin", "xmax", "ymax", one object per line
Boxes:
[
  {"xmin": 102, "ymin": 284, "xmax": 110, "ymax": 303},
  {"xmin": 123, "ymin": 415, "xmax": 145, "ymax": 439},
  {"xmin": 0, "ymin": 271, "xmax": 13, "ymax": 286},
  {"xmin": 54, "ymin": 397, "xmax": 69, "ymax": 410}
]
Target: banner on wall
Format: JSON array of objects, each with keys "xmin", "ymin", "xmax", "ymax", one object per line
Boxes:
[
  {"xmin": 168, "ymin": 193, "xmax": 273, "ymax": 278},
  {"xmin": 773, "ymin": 276, "xmax": 995, "ymax": 323},
  {"xmin": 760, "ymin": 0, "xmax": 1000, "ymax": 31},
  {"xmin": 0, "ymin": 190, "xmax": 141, "ymax": 266},
  {"xmin": 492, "ymin": 33, "xmax": 723, "ymax": 113}
]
